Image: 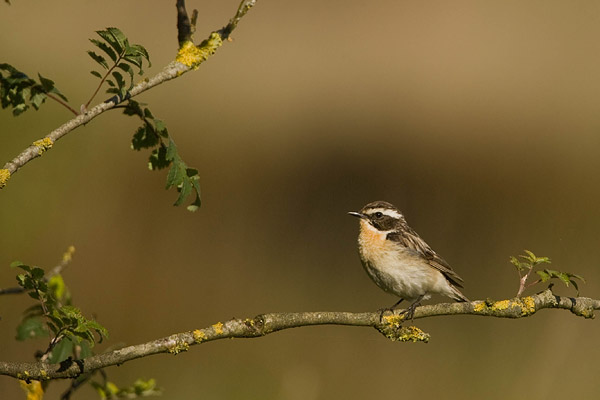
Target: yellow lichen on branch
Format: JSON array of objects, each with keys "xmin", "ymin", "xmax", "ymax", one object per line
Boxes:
[
  {"xmin": 0, "ymin": 169, "xmax": 10, "ymax": 189},
  {"xmin": 473, "ymin": 297, "xmax": 536, "ymax": 317},
  {"xmin": 175, "ymin": 33, "xmax": 224, "ymax": 70},
  {"xmin": 32, "ymin": 137, "xmax": 54, "ymax": 155}
]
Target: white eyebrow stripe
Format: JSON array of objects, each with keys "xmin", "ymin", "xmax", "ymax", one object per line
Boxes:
[{"xmin": 367, "ymin": 208, "xmax": 402, "ymax": 219}]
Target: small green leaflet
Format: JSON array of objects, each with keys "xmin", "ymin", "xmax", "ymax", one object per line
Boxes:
[
  {"xmin": 124, "ymin": 100, "xmax": 201, "ymax": 211},
  {"xmin": 88, "ymin": 27, "xmax": 151, "ymax": 102},
  {"xmin": 536, "ymin": 269, "xmax": 585, "ymax": 295}
]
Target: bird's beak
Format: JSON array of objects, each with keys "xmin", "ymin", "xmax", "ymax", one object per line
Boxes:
[{"xmin": 348, "ymin": 211, "xmax": 366, "ymax": 219}]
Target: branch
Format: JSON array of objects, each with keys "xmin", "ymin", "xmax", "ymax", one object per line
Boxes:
[
  {"xmin": 0, "ymin": 0, "xmax": 257, "ymax": 189},
  {"xmin": 1, "ymin": 289, "xmax": 597, "ymax": 381}
]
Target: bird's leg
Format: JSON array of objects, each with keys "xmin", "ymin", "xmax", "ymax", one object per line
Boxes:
[
  {"xmin": 400, "ymin": 295, "xmax": 425, "ymax": 322},
  {"xmin": 390, "ymin": 298, "xmax": 404, "ymax": 309},
  {"xmin": 378, "ymin": 298, "xmax": 404, "ymax": 322}
]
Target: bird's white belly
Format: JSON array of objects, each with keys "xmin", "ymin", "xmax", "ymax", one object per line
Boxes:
[{"xmin": 359, "ymin": 243, "xmax": 448, "ymax": 301}]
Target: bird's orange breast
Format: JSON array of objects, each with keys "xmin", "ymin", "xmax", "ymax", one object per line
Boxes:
[{"xmin": 357, "ymin": 219, "xmax": 395, "ymax": 261}]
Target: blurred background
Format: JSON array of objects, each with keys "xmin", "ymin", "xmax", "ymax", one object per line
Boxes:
[{"xmin": 2, "ymin": 0, "xmax": 600, "ymax": 398}]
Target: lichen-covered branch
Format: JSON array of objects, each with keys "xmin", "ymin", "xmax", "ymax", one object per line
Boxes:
[
  {"xmin": 0, "ymin": 0, "xmax": 257, "ymax": 189},
  {"xmin": 1, "ymin": 289, "xmax": 597, "ymax": 381}
]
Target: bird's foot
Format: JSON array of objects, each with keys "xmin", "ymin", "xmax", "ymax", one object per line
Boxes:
[{"xmin": 398, "ymin": 295, "xmax": 425, "ymax": 323}]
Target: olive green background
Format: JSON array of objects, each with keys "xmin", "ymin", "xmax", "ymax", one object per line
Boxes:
[{"xmin": 2, "ymin": 1, "xmax": 600, "ymax": 398}]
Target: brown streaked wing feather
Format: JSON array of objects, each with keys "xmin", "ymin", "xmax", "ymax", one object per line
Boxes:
[{"xmin": 386, "ymin": 226, "xmax": 465, "ymax": 288}]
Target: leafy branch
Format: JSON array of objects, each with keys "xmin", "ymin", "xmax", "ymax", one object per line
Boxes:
[
  {"xmin": 11, "ymin": 260, "xmax": 107, "ymax": 362},
  {"xmin": 1, "ymin": 0, "xmax": 257, "ymax": 210},
  {"xmin": 0, "ymin": 64, "xmax": 76, "ymax": 115},
  {"xmin": 122, "ymin": 100, "xmax": 201, "ymax": 210},
  {"xmin": 86, "ymin": 27, "xmax": 150, "ymax": 109},
  {"xmin": 510, "ymin": 250, "xmax": 585, "ymax": 297},
  {"xmin": 4, "ymin": 251, "xmax": 161, "ymax": 399}
]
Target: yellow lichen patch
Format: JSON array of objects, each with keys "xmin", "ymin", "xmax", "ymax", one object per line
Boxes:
[
  {"xmin": 175, "ymin": 33, "xmax": 223, "ymax": 69},
  {"xmin": 381, "ymin": 314, "xmax": 404, "ymax": 327},
  {"xmin": 212, "ymin": 322, "xmax": 224, "ymax": 335},
  {"xmin": 33, "ymin": 137, "xmax": 54, "ymax": 155},
  {"xmin": 19, "ymin": 380, "xmax": 44, "ymax": 400},
  {"xmin": 0, "ymin": 169, "xmax": 10, "ymax": 189},
  {"xmin": 193, "ymin": 329, "xmax": 207, "ymax": 343},
  {"xmin": 398, "ymin": 326, "xmax": 430, "ymax": 343},
  {"xmin": 520, "ymin": 296, "xmax": 536, "ymax": 316},
  {"xmin": 473, "ymin": 302, "xmax": 487, "ymax": 313},
  {"xmin": 491, "ymin": 300, "xmax": 512, "ymax": 311},
  {"xmin": 168, "ymin": 337, "xmax": 189, "ymax": 355}
]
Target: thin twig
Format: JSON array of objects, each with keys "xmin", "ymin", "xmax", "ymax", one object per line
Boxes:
[{"xmin": 46, "ymin": 93, "xmax": 79, "ymax": 116}]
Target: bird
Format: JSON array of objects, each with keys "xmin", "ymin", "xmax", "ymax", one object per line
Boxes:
[{"xmin": 348, "ymin": 200, "xmax": 468, "ymax": 320}]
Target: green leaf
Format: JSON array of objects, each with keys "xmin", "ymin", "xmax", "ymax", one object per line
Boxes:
[
  {"xmin": 131, "ymin": 125, "xmax": 159, "ymax": 150},
  {"xmin": 148, "ymin": 146, "xmax": 170, "ymax": 170},
  {"xmin": 117, "ymin": 62, "xmax": 134, "ymax": 87},
  {"xmin": 112, "ymin": 70, "xmax": 125, "ymax": 89},
  {"xmin": 556, "ymin": 272, "xmax": 572, "ymax": 287},
  {"xmin": 96, "ymin": 29, "xmax": 124, "ymax": 54},
  {"xmin": 48, "ymin": 337, "xmax": 74, "ymax": 364},
  {"xmin": 30, "ymin": 92, "xmax": 46, "ymax": 109},
  {"xmin": 10, "ymin": 260, "xmax": 26, "ymax": 269},
  {"xmin": 106, "ymin": 27, "xmax": 129, "ymax": 53},
  {"xmin": 16, "ymin": 317, "xmax": 47, "ymax": 341},
  {"xmin": 536, "ymin": 270, "xmax": 550, "ymax": 282},
  {"xmin": 122, "ymin": 99, "xmax": 144, "ymax": 117},
  {"xmin": 87, "ymin": 51, "xmax": 109, "ymax": 69},
  {"xmin": 89, "ymin": 38, "xmax": 117, "ymax": 62},
  {"xmin": 90, "ymin": 70, "xmax": 103, "ymax": 79}
]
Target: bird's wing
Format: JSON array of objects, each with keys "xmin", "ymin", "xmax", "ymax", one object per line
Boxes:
[{"xmin": 386, "ymin": 227, "xmax": 465, "ymax": 288}]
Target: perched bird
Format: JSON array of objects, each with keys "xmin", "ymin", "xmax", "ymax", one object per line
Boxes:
[{"xmin": 349, "ymin": 201, "xmax": 468, "ymax": 319}]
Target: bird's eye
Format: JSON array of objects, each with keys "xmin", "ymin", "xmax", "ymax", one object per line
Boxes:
[{"xmin": 374, "ymin": 212, "xmax": 383, "ymax": 219}]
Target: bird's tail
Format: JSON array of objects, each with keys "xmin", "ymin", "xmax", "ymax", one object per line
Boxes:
[{"xmin": 449, "ymin": 285, "xmax": 469, "ymax": 302}]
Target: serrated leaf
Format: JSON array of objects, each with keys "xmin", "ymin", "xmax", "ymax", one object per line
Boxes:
[
  {"xmin": 165, "ymin": 138, "xmax": 178, "ymax": 161},
  {"xmin": 111, "ymin": 70, "xmax": 125, "ymax": 89},
  {"xmin": 154, "ymin": 119, "xmax": 168, "ymax": 136},
  {"xmin": 131, "ymin": 125, "xmax": 159, "ymax": 150},
  {"xmin": 106, "ymin": 27, "xmax": 129, "ymax": 52},
  {"xmin": 174, "ymin": 177, "xmax": 193, "ymax": 206},
  {"xmin": 117, "ymin": 62, "xmax": 134, "ymax": 87},
  {"xmin": 148, "ymin": 146, "xmax": 170, "ymax": 170},
  {"xmin": 143, "ymin": 107, "xmax": 154, "ymax": 119},
  {"xmin": 87, "ymin": 51, "xmax": 109, "ymax": 69},
  {"xmin": 30, "ymin": 267, "xmax": 44, "ymax": 280},
  {"xmin": 122, "ymin": 99, "xmax": 144, "ymax": 117},
  {"xmin": 30, "ymin": 92, "xmax": 46, "ymax": 109},
  {"xmin": 96, "ymin": 29, "xmax": 124, "ymax": 54},
  {"xmin": 37, "ymin": 73, "xmax": 56, "ymax": 92},
  {"xmin": 89, "ymin": 38, "xmax": 117, "ymax": 62}
]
